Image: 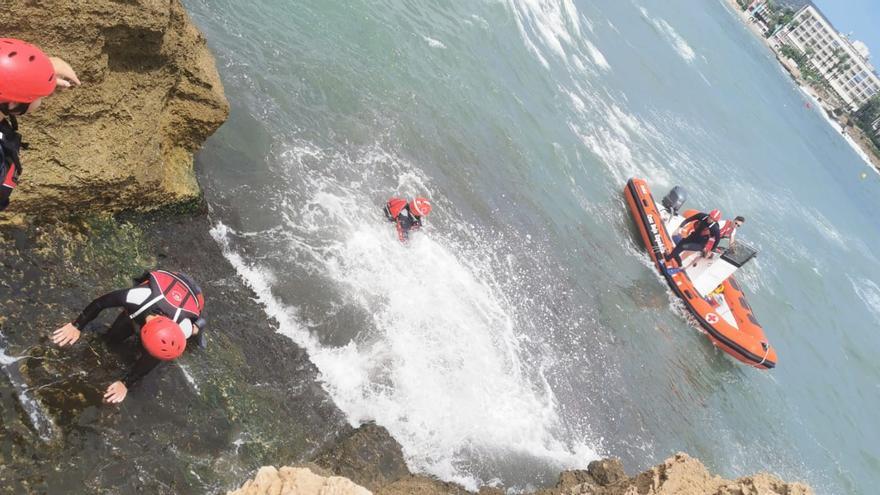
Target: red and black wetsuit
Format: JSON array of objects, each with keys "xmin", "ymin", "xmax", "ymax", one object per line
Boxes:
[
  {"xmin": 71, "ymin": 271, "xmax": 206, "ymax": 388},
  {"xmin": 0, "ymin": 117, "xmax": 24, "ymax": 211},
  {"xmin": 383, "ymin": 198, "xmax": 423, "ymax": 242},
  {"xmin": 667, "ymin": 212, "xmax": 721, "ymax": 265}
]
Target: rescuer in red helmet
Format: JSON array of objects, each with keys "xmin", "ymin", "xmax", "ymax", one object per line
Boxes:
[
  {"xmin": 664, "ymin": 209, "xmax": 723, "ymax": 266},
  {"xmin": 0, "ymin": 38, "xmax": 80, "ymax": 211},
  {"xmin": 51, "ymin": 270, "xmax": 206, "ymax": 404},
  {"xmin": 383, "ymin": 196, "xmax": 432, "ymax": 242}
]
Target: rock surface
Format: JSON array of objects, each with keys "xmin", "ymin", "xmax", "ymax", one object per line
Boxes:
[
  {"xmin": 228, "ymin": 466, "xmax": 371, "ymax": 495},
  {"xmin": 232, "ymin": 425, "xmax": 814, "ymax": 495},
  {"xmin": 538, "ymin": 453, "xmax": 813, "ymax": 495},
  {"xmin": 0, "ymin": 214, "xmax": 350, "ymax": 494},
  {"xmin": 0, "ymin": 0, "xmax": 229, "ymax": 219},
  {"xmin": 313, "ymin": 422, "xmax": 412, "ymax": 492}
]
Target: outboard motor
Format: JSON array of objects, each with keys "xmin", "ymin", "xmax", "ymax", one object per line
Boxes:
[{"xmin": 661, "ymin": 186, "xmax": 688, "ymax": 215}]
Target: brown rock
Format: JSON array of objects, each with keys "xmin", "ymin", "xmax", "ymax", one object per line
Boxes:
[
  {"xmin": 314, "ymin": 422, "xmax": 412, "ymax": 492},
  {"xmin": 628, "ymin": 453, "xmax": 720, "ymax": 494},
  {"xmin": 533, "ymin": 453, "xmax": 812, "ymax": 495},
  {"xmin": 376, "ymin": 475, "xmax": 472, "ymax": 495},
  {"xmin": 587, "ymin": 458, "xmax": 626, "ymax": 486},
  {"xmin": 227, "ymin": 466, "xmax": 371, "ymax": 495},
  {"xmin": 624, "ymin": 453, "xmax": 814, "ymax": 495},
  {"xmin": 556, "ymin": 469, "xmax": 594, "ymax": 488},
  {"xmin": 0, "ymin": 0, "xmax": 229, "ymax": 218},
  {"xmin": 722, "ymin": 473, "xmax": 814, "ymax": 495},
  {"xmin": 232, "ymin": 451, "xmax": 815, "ymax": 495}
]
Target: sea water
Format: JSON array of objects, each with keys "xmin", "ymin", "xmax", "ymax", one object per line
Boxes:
[{"xmin": 185, "ymin": 0, "xmax": 880, "ymax": 492}]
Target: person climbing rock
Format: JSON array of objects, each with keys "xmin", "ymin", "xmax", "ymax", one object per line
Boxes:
[
  {"xmin": 51, "ymin": 270, "xmax": 207, "ymax": 404},
  {"xmin": 0, "ymin": 38, "xmax": 80, "ymax": 211},
  {"xmin": 383, "ymin": 196, "xmax": 432, "ymax": 242}
]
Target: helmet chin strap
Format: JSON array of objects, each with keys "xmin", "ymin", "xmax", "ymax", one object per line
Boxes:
[{"xmin": 0, "ymin": 102, "xmax": 27, "ymax": 116}]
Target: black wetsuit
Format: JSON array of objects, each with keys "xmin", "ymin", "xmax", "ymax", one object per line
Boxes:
[
  {"xmin": 666, "ymin": 212, "xmax": 721, "ymax": 265},
  {"xmin": 0, "ymin": 117, "xmax": 24, "ymax": 211},
  {"xmin": 72, "ymin": 274, "xmax": 206, "ymax": 387},
  {"xmin": 384, "ymin": 203, "xmax": 423, "ymax": 242}
]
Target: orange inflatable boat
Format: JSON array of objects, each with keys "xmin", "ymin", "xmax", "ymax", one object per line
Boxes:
[{"xmin": 624, "ymin": 178, "xmax": 777, "ymax": 369}]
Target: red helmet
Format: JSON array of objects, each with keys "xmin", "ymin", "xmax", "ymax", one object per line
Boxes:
[
  {"xmin": 140, "ymin": 316, "xmax": 186, "ymax": 361},
  {"xmin": 410, "ymin": 197, "xmax": 432, "ymax": 217},
  {"xmin": 0, "ymin": 38, "xmax": 57, "ymax": 104},
  {"xmin": 709, "ymin": 209, "xmax": 722, "ymax": 222}
]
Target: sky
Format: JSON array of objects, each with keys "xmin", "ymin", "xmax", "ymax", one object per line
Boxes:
[{"xmin": 812, "ymin": 0, "xmax": 880, "ymax": 63}]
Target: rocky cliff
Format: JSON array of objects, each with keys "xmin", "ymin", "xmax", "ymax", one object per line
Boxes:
[
  {"xmin": 0, "ymin": 0, "xmax": 228, "ymax": 219},
  {"xmin": 228, "ymin": 423, "xmax": 814, "ymax": 495}
]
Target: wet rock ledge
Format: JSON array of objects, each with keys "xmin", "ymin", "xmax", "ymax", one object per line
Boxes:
[
  {"xmin": 0, "ymin": 0, "xmax": 229, "ymax": 219},
  {"xmin": 230, "ymin": 424, "xmax": 814, "ymax": 495}
]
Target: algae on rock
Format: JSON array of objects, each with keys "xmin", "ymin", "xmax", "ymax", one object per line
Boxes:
[{"xmin": 0, "ymin": 215, "xmax": 350, "ymax": 493}]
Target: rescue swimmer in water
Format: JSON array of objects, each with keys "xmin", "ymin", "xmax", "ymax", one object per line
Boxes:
[
  {"xmin": 0, "ymin": 38, "xmax": 80, "ymax": 211},
  {"xmin": 51, "ymin": 270, "xmax": 207, "ymax": 404},
  {"xmin": 384, "ymin": 196, "xmax": 432, "ymax": 242}
]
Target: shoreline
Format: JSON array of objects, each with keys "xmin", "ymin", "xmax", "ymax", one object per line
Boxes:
[
  {"xmin": 723, "ymin": 0, "xmax": 880, "ymax": 172},
  {"xmin": 227, "ymin": 423, "xmax": 814, "ymax": 495}
]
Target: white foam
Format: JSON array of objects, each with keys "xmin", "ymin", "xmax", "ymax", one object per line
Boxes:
[
  {"xmin": 698, "ymin": 71, "xmax": 712, "ymax": 87},
  {"xmin": 210, "ymin": 143, "xmax": 600, "ymax": 490},
  {"xmin": 506, "ymin": 0, "xmax": 566, "ymax": 66},
  {"xmin": 505, "ymin": 0, "xmax": 610, "ymax": 72},
  {"xmin": 607, "ymin": 19, "xmax": 619, "ymax": 33},
  {"xmin": 0, "ymin": 331, "xmax": 17, "ymax": 366},
  {"xmin": 569, "ymin": 98, "xmax": 683, "ymax": 187},
  {"xmin": 0, "ymin": 351, "xmax": 18, "ymax": 366},
  {"xmin": 470, "ymin": 14, "xmax": 490, "ymax": 30},
  {"xmin": 0, "ymin": 357, "xmax": 55, "ymax": 441},
  {"xmin": 848, "ymin": 275, "xmax": 880, "ymax": 324},
  {"xmin": 178, "ymin": 364, "xmax": 201, "ymax": 394},
  {"xmin": 581, "ymin": 13, "xmax": 594, "ymax": 33},
  {"xmin": 806, "ymin": 207, "xmax": 851, "ymax": 251},
  {"xmin": 639, "ymin": 7, "xmax": 696, "ymax": 63},
  {"xmin": 584, "ymin": 40, "xmax": 610, "ymax": 70},
  {"xmin": 422, "ymin": 36, "xmax": 447, "ymax": 49},
  {"xmin": 567, "ymin": 90, "xmax": 586, "ymax": 113}
]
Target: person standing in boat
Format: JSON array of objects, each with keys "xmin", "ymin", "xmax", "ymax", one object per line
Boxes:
[
  {"xmin": 665, "ymin": 209, "xmax": 722, "ymax": 266},
  {"xmin": 706, "ymin": 215, "xmax": 745, "ymax": 252}
]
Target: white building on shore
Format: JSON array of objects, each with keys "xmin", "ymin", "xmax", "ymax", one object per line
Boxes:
[
  {"xmin": 744, "ymin": 1, "xmax": 772, "ymax": 34},
  {"xmin": 772, "ymin": 5, "xmax": 880, "ymax": 111}
]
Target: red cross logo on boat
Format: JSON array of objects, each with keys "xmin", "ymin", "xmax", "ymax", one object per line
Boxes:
[{"xmin": 706, "ymin": 313, "xmax": 719, "ymax": 324}]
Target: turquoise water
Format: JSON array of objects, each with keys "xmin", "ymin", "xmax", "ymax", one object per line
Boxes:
[{"xmin": 186, "ymin": 0, "xmax": 880, "ymax": 492}]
